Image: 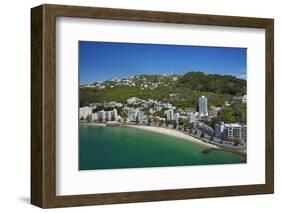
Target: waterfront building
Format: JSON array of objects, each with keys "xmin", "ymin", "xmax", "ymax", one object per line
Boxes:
[
  {"xmin": 199, "ymin": 96, "xmax": 208, "ymax": 117},
  {"xmin": 215, "ymin": 122, "xmax": 225, "ymax": 138},
  {"xmin": 105, "ymin": 111, "xmax": 112, "ymax": 121},
  {"xmin": 126, "ymin": 108, "xmax": 145, "ymax": 123},
  {"xmin": 110, "ymin": 109, "xmax": 118, "ymax": 121},
  {"xmin": 80, "ymin": 106, "xmax": 92, "ymax": 120},
  {"xmin": 174, "ymin": 113, "xmax": 180, "ymax": 124},
  {"xmin": 127, "ymin": 108, "xmax": 137, "ymax": 122},
  {"xmin": 91, "ymin": 113, "xmax": 98, "ymax": 122},
  {"xmin": 97, "ymin": 110, "xmax": 105, "ymax": 121},
  {"xmin": 222, "ymin": 123, "xmax": 242, "ymax": 141},
  {"xmin": 242, "ymin": 125, "xmax": 247, "ymax": 142},
  {"xmin": 137, "ymin": 110, "xmax": 146, "ymax": 123},
  {"xmin": 165, "ymin": 109, "xmax": 174, "ymax": 121},
  {"xmin": 197, "ymin": 121, "xmax": 214, "ymax": 135},
  {"xmin": 92, "ymin": 109, "xmax": 118, "ymax": 122},
  {"xmin": 187, "ymin": 112, "xmax": 196, "ymax": 123}
]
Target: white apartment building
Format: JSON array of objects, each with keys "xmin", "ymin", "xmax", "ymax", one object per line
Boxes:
[
  {"xmin": 110, "ymin": 109, "xmax": 118, "ymax": 121},
  {"xmin": 137, "ymin": 110, "xmax": 146, "ymax": 123},
  {"xmin": 127, "ymin": 108, "xmax": 137, "ymax": 122},
  {"xmin": 105, "ymin": 111, "xmax": 112, "ymax": 121},
  {"xmin": 222, "ymin": 123, "xmax": 242, "ymax": 141},
  {"xmin": 91, "ymin": 113, "xmax": 98, "ymax": 122},
  {"xmin": 91, "ymin": 109, "xmax": 118, "ymax": 122},
  {"xmin": 97, "ymin": 110, "xmax": 105, "ymax": 121},
  {"xmin": 79, "ymin": 106, "xmax": 92, "ymax": 120},
  {"xmin": 127, "ymin": 108, "xmax": 145, "ymax": 123},
  {"xmin": 199, "ymin": 96, "xmax": 208, "ymax": 117},
  {"xmin": 165, "ymin": 109, "xmax": 174, "ymax": 121},
  {"xmin": 187, "ymin": 112, "xmax": 196, "ymax": 123}
]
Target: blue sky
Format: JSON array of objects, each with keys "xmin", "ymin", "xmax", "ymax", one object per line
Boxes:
[{"xmin": 79, "ymin": 41, "xmax": 247, "ymax": 84}]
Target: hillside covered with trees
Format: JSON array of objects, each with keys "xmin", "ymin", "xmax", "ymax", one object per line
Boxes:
[
  {"xmin": 179, "ymin": 72, "xmax": 246, "ymax": 96},
  {"xmin": 79, "ymin": 72, "xmax": 246, "ymax": 109}
]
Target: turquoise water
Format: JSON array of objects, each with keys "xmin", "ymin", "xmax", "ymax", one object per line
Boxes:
[{"xmin": 79, "ymin": 125, "xmax": 246, "ymax": 170}]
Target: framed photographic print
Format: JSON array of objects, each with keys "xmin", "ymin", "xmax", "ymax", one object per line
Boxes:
[{"xmin": 31, "ymin": 4, "xmax": 274, "ymax": 208}]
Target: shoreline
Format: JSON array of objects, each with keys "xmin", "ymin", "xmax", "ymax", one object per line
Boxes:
[
  {"xmin": 80, "ymin": 122, "xmax": 246, "ymax": 155},
  {"xmin": 80, "ymin": 122, "xmax": 106, "ymax": 127},
  {"xmin": 126, "ymin": 125, "xmax": 218, "ymax": 149}
]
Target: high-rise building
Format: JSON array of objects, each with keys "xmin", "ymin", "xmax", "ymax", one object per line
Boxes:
[
  {"xmin": 91, "ymin": 113, "xmax": 98, "ymax": 122},
  {"xmin": 199, "ymin": 96, "xmax": 208, "ymax": 117},
  {"xmin": 137, "ymin": 110, "xmax": 146, "ymax": 123},
  {"xmin": 215, "ymin": 122, "xmax": 225, "ymax": 138},
  {"xmin": 126, "ymin": 108, "xmax": 144, "ymax": 123},
  {"xmin": 127, "ymin": 108, "xmax": 137, "ymax": 122},
  {"xmin": 110, "ymin": 109, "xmax": 118, "ymax": 121},
  {"xmin": 97, "ymin": 110, "xmax": 105, "ymax": 121},
  {"xmin": 187, "ymin": 112, "xmax": 196, "ymax": 123},
  {"xmin": 105, "ymin": 111, "xmax": 112, "ymax": 121},
  {"xmin": 222, "ymin": 123, "xmax": 242, "ymax": 141},
  {"xmin": 165, "ymin": 109, "xmax": 174, "ymax": 121}
]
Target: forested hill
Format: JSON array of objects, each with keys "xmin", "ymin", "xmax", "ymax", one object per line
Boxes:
[
  {"xmin": 79, "ymin": 72, "xmax": 246, "ymax": 107},
  {"xmin": 179, "ymin": 72, "xmax": 246, "ymax": 96}
]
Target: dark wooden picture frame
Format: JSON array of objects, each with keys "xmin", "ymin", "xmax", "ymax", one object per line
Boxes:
[{"xmin": 31, "ymin": 4, "xmax": 274, "ymax": 208}]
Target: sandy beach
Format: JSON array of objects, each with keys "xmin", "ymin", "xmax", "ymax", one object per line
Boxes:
[
  {"xmin": 127, "ymin": 125, "xmax": 218, "ymax": 149},
  {"xmin": 80, "ymin": 122, "xmax": 106, "ymax": 127}
]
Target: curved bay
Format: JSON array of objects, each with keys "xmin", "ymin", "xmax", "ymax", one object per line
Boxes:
[{"xmin": 79, "ymin": 125, "xmax": 246, "ymax": 170}]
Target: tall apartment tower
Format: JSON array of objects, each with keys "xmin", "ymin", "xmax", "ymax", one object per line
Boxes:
[
  {"xmin": 165, "ymin": 109, "xmax": 174, "ymax": 121},
  {"xmin": 199, "ymin": 96, "xmax": 208, "ymax": 117}
]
